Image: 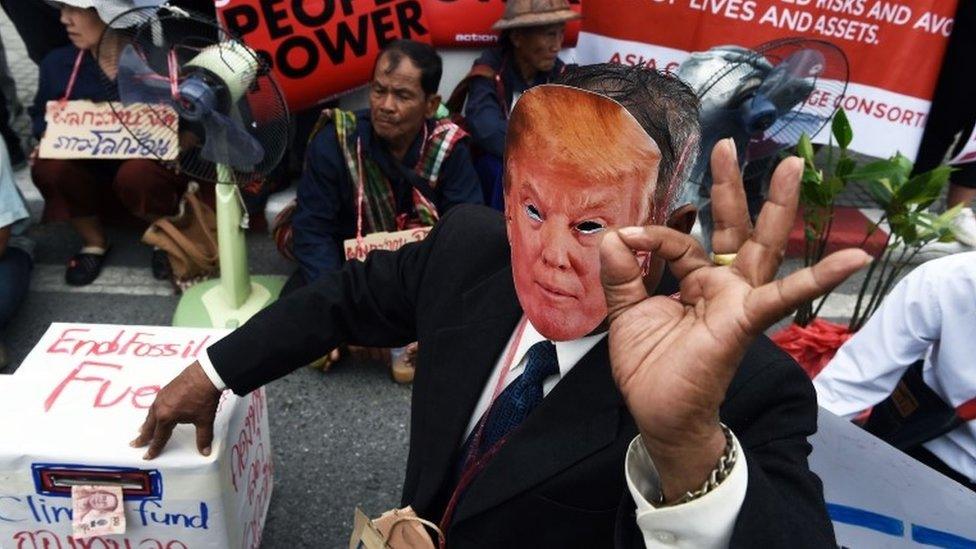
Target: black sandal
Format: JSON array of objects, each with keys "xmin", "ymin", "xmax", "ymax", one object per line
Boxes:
[{"xmin": 65, "ymin": 249, "xmax": 109, "ymax": 286}]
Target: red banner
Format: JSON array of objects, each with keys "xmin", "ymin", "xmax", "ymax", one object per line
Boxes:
[
  {"xmin": 423, "ymin": 0, "xmax": 582, "ymax": 47},
  {"xmin": 218, "ymin": 1, "xmax": 585, "ymax": 112},
  {"xmin": 576, "ymin": 0, "xmax": 958, "ymax": 159},
  {"xmin": 218, "ymin": 0, "xmax": 433, "ymax": 112}
]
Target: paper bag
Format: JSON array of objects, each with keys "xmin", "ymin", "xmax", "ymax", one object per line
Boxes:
[{"xmin": 349, "ymin": 506, "xmax": 444, "ymax": 549}]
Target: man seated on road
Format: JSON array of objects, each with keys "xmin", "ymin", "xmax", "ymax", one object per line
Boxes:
[
  {"xmin": 275, "ymin": 40, "xmax": 482, "ymax": 381},
  {"xmin": 135, "ymin": 64, "xmax": 869, "ymax": 547},
  {"xmin": 276, "ymin": 39, "xmax": 482, "ymax": 294},
  {"xmin": 815, "ymin": 251, "xmax": 976, "ymax": 491},
  {"xmin": 446, "ymin": 0, "xmax": 577, "ymax": 210}
]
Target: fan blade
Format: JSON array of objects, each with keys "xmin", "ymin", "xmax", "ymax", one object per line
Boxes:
[
  {"xmin": 117, "ymin": 44, "xmax": 172, "ymax": 105},
  {"xmin": 685, "ymin": 107, "xmax": 751, "ymax": 208},
  {"xmin": 746, "ymin": 110, "xmax": 826, "ymax": 161},
  {"xmin": 753, "ymin": 49, "xmax": 825, "ymax": 114},
  {"xmin": 199, "ymin": 110, "xmax": 265, "ymax": 170}
]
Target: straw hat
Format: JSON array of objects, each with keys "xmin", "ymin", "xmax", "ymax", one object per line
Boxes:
[{"xmin": 492, "ymin": 0, "xmax": 581, "ymax": 31}]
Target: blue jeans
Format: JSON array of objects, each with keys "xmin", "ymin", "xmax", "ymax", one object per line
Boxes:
[{"xmin": 0, "ymin": 246, "xmax": 30, "ymax": 335}]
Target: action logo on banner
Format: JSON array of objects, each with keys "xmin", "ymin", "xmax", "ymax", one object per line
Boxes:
[
  {"xmin": 575, "ymin": 0, "xmax": 958, "ymax": 160},
  {"xmin": 219, "ymin": 0, "xmax": 433, "ymax": 112},
  {"xmin": 423, "ymin": 0, "xmax": 583, "ymax": 47}
]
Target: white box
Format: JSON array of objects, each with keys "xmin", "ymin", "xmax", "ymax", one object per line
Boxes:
[{"xmin": 0, "ymin": 323, "xmax": 272, "ymax": 549}]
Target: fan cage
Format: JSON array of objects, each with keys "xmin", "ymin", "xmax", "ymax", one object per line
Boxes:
[{"xmin": 97, "ymin": 5, "xmax": 291, "ymax": 186}]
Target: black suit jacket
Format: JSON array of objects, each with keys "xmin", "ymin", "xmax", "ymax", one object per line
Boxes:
[{"xmin": 209, "ymin": 205, "xmax": 836, "ymax": 547}]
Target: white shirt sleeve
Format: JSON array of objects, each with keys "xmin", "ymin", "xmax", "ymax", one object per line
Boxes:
[
  {"xmin": 625, "ymin": 433, "xmax": 747, "ymax": 548},
  {"xmin": 196, "ymin": 348, "xmax": 227, "ymax": 391},
  {"xmin": 813, "ymin": 258, "xmax": 944, "ymax": 419}
]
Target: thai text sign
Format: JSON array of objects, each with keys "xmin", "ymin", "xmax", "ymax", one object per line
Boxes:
[
  {"xmin": 575, "ymin": 0, "xmax": 959, "ymax": 160},
  {"xmin": 0, "ymin": 324, "xmax": 272, "ymax": 549},
  {"xmin": 39, "ymin": 101, "xmax": 179, "ymax": 161},
  {"xmin": 344, "ymin": 227, "xmax": 431, "ymax": 261}
]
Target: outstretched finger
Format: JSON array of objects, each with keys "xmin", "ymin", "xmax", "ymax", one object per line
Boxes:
[
  {"xmin": 745, "ymin": 248, "xmax": 871, "ymax": 329},
  {"xmin": 733, "ymin": 156, "xmax": 803, "ymax": 286},
  {"xmin": 143, "ymin": 421, "xmax": 176, "ymax": 460},
  {"xmin": 130, "ymin": 408, "xmax": 156, "ymax": 448},
  {"xmin": 195, "ymin": 420, "xmax": 214, "ymax": 457},
  {"xmin": 710, "ymin": 139, "xmax": 752, "ymax": 254}
]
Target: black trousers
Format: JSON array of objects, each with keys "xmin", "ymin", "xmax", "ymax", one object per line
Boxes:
[{"xmin": 0, "ymin": 85, "xmax": 22, "ymax": 164}]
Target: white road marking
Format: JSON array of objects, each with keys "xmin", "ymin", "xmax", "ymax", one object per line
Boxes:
[{"xmin": 29, "ymin": 264, "xmax": 176, "ymax": 296}]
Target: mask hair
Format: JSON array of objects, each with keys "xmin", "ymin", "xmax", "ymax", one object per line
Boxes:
[{"xmin": 553, "ymin": 63, "xmax": 701, "ymax": 218}]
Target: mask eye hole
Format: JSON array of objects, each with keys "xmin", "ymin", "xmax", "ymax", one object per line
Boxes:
[
  {"xmin": 576, "ymin": 221, "xmax": 605, "ymax": 235},
  {"xmin": 526, "ymin": 204, "xmax": 543, "ymax": 222}
]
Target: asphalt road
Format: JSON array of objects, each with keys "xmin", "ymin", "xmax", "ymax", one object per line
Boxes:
[
  {"xmin": 3, "ymin": 214, "xmax": 897, "ymax": 547},
  {"xmin": 3, "ymin": 222, "xmax": 414, "ymax": 547}
]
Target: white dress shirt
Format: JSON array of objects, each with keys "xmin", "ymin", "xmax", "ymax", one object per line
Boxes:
[
  {"xmin": 814, "ymin": 251, "xmax": 976, "ymax": 482},
  {"xmin": 199, "ymin": 318, "xmax": 747, "ymax": 548}
]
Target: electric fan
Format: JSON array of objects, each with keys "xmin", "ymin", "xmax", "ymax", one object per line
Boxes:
[
  {"xmin": 677, "ymin": 38, "xmax": 849, "ymax": 250},
  {"xmin": 97, "ymin": 5, "xmax": 291, "ymax": 328}
]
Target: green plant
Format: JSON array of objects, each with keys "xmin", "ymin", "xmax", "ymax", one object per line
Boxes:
[
  {"xmin": 844, "ymin": 158, "xmax": 957, "ymax": 331},
  {"xmin": 792, "ymin": 109, "xmax": 855, "ymax": 326},
  {"xmin": 791, "ymin": 109, "xmax": 957, "ymax": 329}
]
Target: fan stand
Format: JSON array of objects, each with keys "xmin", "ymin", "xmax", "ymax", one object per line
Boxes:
[{"xmin": 172, "ymin": 164, "xmax": 285, "ymax": 328}]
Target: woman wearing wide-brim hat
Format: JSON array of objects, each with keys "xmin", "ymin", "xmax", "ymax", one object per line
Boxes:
[
  {"xmin": 446, "ymin": 0, "xmax": 580, "ymax": 210},
  {"xmin": 30, "ymin": 0, "xmax": 213, "ymax": 286}
]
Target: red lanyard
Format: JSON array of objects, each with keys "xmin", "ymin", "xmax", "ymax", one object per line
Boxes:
[
  {"xmin": 61, "ymin": 50, "xmax": 86, "ymax": 102},
  {"xmin": 436, "ymin": 318, "xmax": 529, "ymax": 544}
]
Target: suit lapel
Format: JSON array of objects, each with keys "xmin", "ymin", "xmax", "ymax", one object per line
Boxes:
[
  {"xmin": 412, "ymin": 266, "xmax": 523, "ymax": 509},
  {"xmin": 452, "ymin": 338, "xmax": 623, "ymax": 525}
]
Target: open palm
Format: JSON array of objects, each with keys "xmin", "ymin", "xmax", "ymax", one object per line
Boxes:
[{"xmin": 599, "ymin": 143, "xmax": 870, "ymax": 482}]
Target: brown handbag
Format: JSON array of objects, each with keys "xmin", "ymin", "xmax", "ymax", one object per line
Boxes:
[{"xmin": 142, "ymin": 181, "xmax": 219, "ymax": 285}]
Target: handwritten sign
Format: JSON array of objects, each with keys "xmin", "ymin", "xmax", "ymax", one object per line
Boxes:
[
  {"xmin": 39, "ymin": 100, "xmax": 179, "ymax": 161},
  {"xmin": 810, "ymin": 408, "xmax": 976, "ymax": 546},
  {"xmin": 0, "ymin": 323, "xmax": 272, "ymax": 549},
  {"xmin": 344, "ymin": 227, "xmax": 431, "ymax": 262}
]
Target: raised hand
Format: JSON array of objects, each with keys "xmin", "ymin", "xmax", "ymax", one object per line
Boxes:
[{"xmin": 599, "ymin": 140, "xmax": 870, "ymax": 501}]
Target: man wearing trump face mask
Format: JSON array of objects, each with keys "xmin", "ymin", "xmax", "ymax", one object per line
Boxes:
[{"xmin": 133, "ymin": 64, "xmax": 869, "ymax": 547}]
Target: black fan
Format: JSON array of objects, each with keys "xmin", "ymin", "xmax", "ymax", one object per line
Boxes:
[{"xmin": 677, "ymin": 38, "xmax": 849, "ymax": 250}]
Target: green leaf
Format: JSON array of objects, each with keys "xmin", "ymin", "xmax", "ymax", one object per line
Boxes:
[
  {"xmin": 836, "ymin": 157, "xmax": 857, "ymax": 179},
  {"xmin": 831, "ymin": 109, "xmax": 853, "ymax": 149},
  {"xmin": 796, "ymin": 133, "xmax": 815, "ymax": 163},
  {"xmin": 864, "ymin": 178, "xmax": 893, "ymax": 207},
  {"xmin": 847, "ymin": 159, "xmax": 904, "ymax": 184}
]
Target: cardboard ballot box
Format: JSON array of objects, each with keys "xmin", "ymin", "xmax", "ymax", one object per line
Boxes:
[{"xmin": 0, "ymin": 323, "xmax": 272, "ymax": 549}]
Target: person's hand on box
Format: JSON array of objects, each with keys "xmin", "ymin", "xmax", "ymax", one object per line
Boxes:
[{"xmin": 131, "ymin": 362, "xmax": 220, "ymax": 460}]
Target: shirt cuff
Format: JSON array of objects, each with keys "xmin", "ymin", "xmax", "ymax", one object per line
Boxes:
[
  {"xmin": 625, "ymin": 432, "xmax": 747, "ymax": 548},
  {"xmin": 197, "ymin": 348, "xmax": 227, "ymax": 391}
]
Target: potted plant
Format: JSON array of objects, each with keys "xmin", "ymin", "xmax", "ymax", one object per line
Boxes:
[{"xmin": 771, "ymin": 110, "xmax": 957, "ymax": 376}]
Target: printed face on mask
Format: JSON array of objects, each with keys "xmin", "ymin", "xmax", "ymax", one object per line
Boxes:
[{"xmin": 503, "ymin": 87, "xmax": 662, "ymax": 341}]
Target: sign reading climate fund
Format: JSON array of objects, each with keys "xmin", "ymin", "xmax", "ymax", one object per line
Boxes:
[{"xmin": 575, "ymin": 0, "xmax": 959, "ymax": 161}]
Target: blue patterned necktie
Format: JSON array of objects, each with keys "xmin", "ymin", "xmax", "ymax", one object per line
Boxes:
[{"xmin": 473, "ymin": 339, "xmax": 560, "ymax": 458}]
